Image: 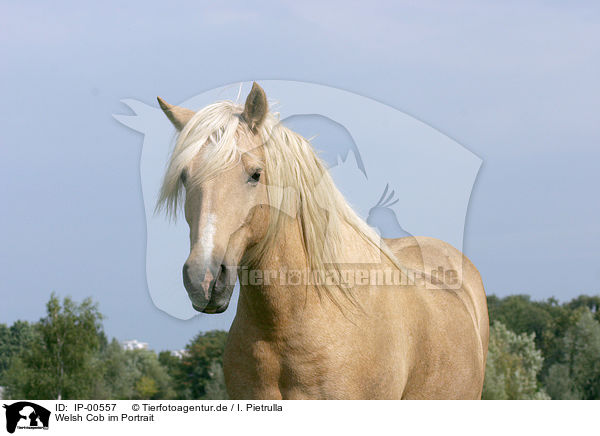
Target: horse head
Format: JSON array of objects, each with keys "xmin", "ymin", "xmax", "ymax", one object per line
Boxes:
[{"xmin": 156, "ymin": 83, "xmax": 271, "ymax": 313}]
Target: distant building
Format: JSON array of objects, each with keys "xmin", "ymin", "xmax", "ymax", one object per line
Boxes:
[
  {"xmin": 170, "ymin": 349, "xmax": 187, "ymax": 359},
  {"xmin": 121, "ymin": 339, "xmax": 149, "ymax": 350}
]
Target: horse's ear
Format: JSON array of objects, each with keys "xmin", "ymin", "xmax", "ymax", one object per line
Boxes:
[
  {"xmin": 157, "ymin": 97, "xmax": 195, "ymax": 130},
  {"xmin": 242, "ymin": 82, "xmax": 268, "ymax": 132}
]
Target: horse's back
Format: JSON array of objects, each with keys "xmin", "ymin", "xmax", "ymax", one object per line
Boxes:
[{"xmin": 384, "ymin": 236, "xmax": 489, "ymax": 398}]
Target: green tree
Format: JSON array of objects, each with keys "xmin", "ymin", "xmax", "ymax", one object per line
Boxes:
[
  {"xmin": 544, "ymin": 309, "xmax": 600, "ymax": 399},
  {"xmin": 487, "ymin": 295, "xmax": 553, "ymax": 350},
  {"xmin": 87, "ymin": 340, "xmax": 176, "ymax": 400},
  {"xmin": 567, "ymin": 295, "xmax": 600, "ymax": 323},
  {"xmin": 93, "ymin": 338, "xmax": 136, "ymax": 399},
  {"xmin": 483, "ymin": 321, "xmax": 549, "ymax": 399},
  {"xmin": 3, "ymin": 293, "xmax": 104, "ymax": 399},
  {"xmin": 0, "ymin": 321, "xmax": 35, "ymax": 385},
  {"xmin": 157, "ymin": 350, "xmax": 187, "ymax": 397},
  {"xmin": 135, "ymin": 376, "xmax": 158, "ymax": 398},
  {"xmin": 203, "ymin": 360, "xmax": 228, "ymax": 400},
  {"xmin": 486, "ymin": 294, "xmax": 578, "ymax": 379},
  {"xmin": 158, "ymin": 350, "xmax": 181, "ymax": 379},
  {"xmin": 177, "ymin": 330, "xmax": 228, "ymax": 399},
  {"xmin": 543, "ymin": 363, "xmax": 580, "ymax": 399},
  {"xmin": 124, "ymin": 349, "xmax": 175, "ymax": 400}
]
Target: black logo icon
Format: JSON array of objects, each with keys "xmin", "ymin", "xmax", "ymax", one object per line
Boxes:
[{"xmin": 2, "ymin": 402, "xmax": 50, "ymax": 434}]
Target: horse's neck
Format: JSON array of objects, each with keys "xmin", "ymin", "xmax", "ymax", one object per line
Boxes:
[{"xmin": 237, "ymin": 215, "xmax": 381, "ymax": 330}]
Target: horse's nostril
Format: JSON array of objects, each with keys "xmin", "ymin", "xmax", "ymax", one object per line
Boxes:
[{"xmin": 214, "ymin": 264, "xmax": 226, "ymax": 283}]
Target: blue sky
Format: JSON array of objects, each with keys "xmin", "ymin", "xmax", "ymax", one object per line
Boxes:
[{"xmin": 1, "ymin": 1, "xmax": 599, "ymax": 350}]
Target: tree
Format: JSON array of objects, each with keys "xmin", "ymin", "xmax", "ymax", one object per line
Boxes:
[
  {"xmin": 0, "ymin": 321, "xmax": 35, "ymax": 385},
  {"xmin": 486, "ymin": 294, "xmax": 578, "ymax": 379},
  {"xmin": 3, "ymin": 293, "xmax": 104, "ymax": 399},
  {"xmin": 483, "ymin": 322, "xmax": 549, "ymax": 399},
  {"xmin": 94, "ymin": 342, "xmax": 175, "ymax": 400},
  {"xmin": 176, "ymin": 330, "xmax": 228, "ymax": 399},
  {"xmin": 93, "ymin": 338, "xmax": 136, "ymax": 399},
  {"xmin": 544, "ymin": 309, "xmax": 600, "ymax": 399},
  {"xmin": 203, "ymin": 360, "xmax": 228, "ymax": 400},
  {"xmin": 135, "ymin": 376, "xmax": 158, "ymax": 399},
  {"xmin": 124, "ymin": 349, "xmax": 175, "ymax": 399},
  {"xmin": 487, "ymin": 295, "xmax": 553, "ymax": 350},
  {"xmin": 543, "ymin": 363, "xmax": 580, "ymax": 399},
  {"xmin": 567, "ymin": 295, "xmax": 600, "ymax": 322}
]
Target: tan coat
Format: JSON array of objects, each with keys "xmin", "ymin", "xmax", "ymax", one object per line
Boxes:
[{"xmin": 224, "ymin": 218, "xmax": 488, "ymax": 399}]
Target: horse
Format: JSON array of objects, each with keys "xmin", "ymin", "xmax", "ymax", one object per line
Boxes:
[{"xmin": 156, "ymin": 82, "xmax": 489, "ymax": 399}]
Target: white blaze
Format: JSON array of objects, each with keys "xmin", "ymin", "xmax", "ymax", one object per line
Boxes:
[
  {"xmin": 199, "ymin": 213, "xmax": 217, "ymax": 299},
  {"xmin": 201, "ymin": 213, "xmax": 217, "ymax": 264}
]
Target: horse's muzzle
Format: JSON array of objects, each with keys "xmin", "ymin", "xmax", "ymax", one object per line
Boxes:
[{"xmin": 183, "ymin": 262, "xmax": 235, "ymax": 313}]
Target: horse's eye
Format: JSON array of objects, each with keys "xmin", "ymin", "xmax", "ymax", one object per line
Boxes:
[
  {"xmin": 249, "ymin": 171, "xmax": 261, "ymax": 184},
  {"xmin": 180, "ymin": 170, "xmax": 188, "ymax": 184}
]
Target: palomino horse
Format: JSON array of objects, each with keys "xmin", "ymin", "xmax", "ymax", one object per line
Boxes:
[{"xmin": 156, "ymin": 83, "xmax": 489, "ymax": 399}]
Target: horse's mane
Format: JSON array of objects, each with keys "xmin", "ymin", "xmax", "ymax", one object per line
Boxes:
[{"xmin": 157, "ymin": 100, "xmax": 401, "ymax": 308}]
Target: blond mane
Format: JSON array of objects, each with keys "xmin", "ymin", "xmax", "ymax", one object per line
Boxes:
[{"xmin": 157, "ymin": 100, "xmax": 402, "ymax": 307}]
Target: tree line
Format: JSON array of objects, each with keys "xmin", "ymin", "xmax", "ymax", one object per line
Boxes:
[
  {"xmin": 1, "ymin": 292, "xmax": 599, "ymax": 399},
  {"xmin": 0, "ymin": 294, "xmax": 227, "ymax": 400},
  {"xmin": 484, "ymin": 294, "xmax": 600, "ymax": 399}
]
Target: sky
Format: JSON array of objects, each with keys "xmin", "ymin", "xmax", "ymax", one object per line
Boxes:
[{"xmin": 0, "ymin": 1, "xmax": 599, "ymax": 351}]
